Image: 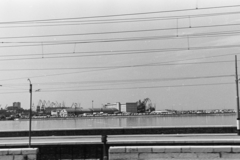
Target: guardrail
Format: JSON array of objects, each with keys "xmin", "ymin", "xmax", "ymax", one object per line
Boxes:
[{"xmin": 0, "ymin": 125, "xmax": 237, "ymax": 160}]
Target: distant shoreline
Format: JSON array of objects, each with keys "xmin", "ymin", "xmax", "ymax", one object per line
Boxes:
[{"xmin": 17, "ymin": 112, "xmax": 236, "ymax": 121}]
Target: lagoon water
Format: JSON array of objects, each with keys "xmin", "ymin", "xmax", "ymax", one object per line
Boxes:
[{"xmin": 0, "ymin": 114, "xmax": 236, "ymax": 131}]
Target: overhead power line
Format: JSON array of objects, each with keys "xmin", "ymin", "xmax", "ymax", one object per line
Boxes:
[
  {"xmin": 0, "ymin": 68, "xmax": 113, "ymax": 82},
  {"xmin": 1, "ymin": 52, "xmax": 237, "ymax": 82},
  {"xmin": 0, "ymin": 41, "xmax": 239, "ymax": 61},
  {"xmin": 26, "ymin": 11, "xmax": 240, "ymax": 24},
  {"xmin": 3, "ymin": 29, "xmax": 240, "ymax": 44},
  {"xmin": 0, "ymin": 44, "xmax": 240, "ymax": 62},
  {"xmin": 2, "ymin": 10, "xmax": 240, "ymax": 28},
  {"xmin": 23, "ymin": 80, "xmax": 236, "ymax": 91},
  {"xmin": 0, "ymin": 91, "xmax": 27, "ymax": 94},
  {"xmin": 35, "ymin": 74, "xmax": 235, "ymax": 85},
  {"xmin": 0, "ymin": 82, "xmax": 234, "ymax": 94},
  {"xmin": 0, "ymin": 27, "xmax": 169, "ymax": 39},
  {"xmin": 0, "ymin": 82, "xmax": 232, "ymax": 94},
  {"xmin": 0, "ymin": 60, "xmax": 237, "ymax": 71},
  {"xmin": 1, "ymin": 21, "xmax": 240, "ymax": 40},
  {"xmin": 43, "ymin": 82, "xmax": 234, "ymax": 92},
  {"xmin": 1, "ymin": 4, "xmax": 240, "ymax": 25},
  {"xmin": 0, "ymin": 51, "xmax": 237, "ymax": 83},
  {"xmin": 0, "ymin": 74, "xmax": 233, "ymax": 87},
  {"xmin": 40, "ymin": 82, "xmax": 234, "ymax": 92}
]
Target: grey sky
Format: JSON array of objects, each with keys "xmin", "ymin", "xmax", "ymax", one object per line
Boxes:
[{"xmin": 0, "ymin": 0, "xmax": 240, "ymax": 110}]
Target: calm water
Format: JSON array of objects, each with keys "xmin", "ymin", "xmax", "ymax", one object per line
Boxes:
[{"xmin": 0, "ymin": 114, "xmax": 236, "ymax": 131}]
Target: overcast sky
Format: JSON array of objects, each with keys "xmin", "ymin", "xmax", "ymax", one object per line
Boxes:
[{"xmin": 0, "ymin": 0, "xmax": 240, "ymax": 110}]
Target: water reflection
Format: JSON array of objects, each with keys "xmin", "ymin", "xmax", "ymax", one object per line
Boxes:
[{"xmin": 0, "ymin": 115, "xmax": 236, "ymax": 131}]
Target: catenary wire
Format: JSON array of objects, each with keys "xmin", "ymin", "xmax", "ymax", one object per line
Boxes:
[
  {"xmin": 0, "ymin": 68, "xmax": 118, "ymax": 82},
  {"xmin": 0, "ymin": 44, "xmax": 240, "ymax": 62},
  {"xmin": 40, "ymin": 82, "xmax": 234, "ymax": 92},
  {"xmin": 1, "ymin": 21, "xmax": 240, "ymax": 43},
  {"xmin": 20, "ymin": 11, "xmax": 240, "ymax": 24},
  {"xmin": 4, "ymin": 29, "xmax": 240, "ymax": 44},
  {"xmin": 2, "ymin": 10, "xmax": 240, "ymax": 27},
  {"xmin": 0, "ymin": 82, "xmax": 233, "ymax": 94},
  {"xmin": 0, "ymin": 82, "xmax": 234, "ymax": 94},
  {"xmin": 1, "ymin": 24, "xmax": 240, "ymax": 40},
  {"xmin": 0, "ymin": 74, "xmax": 233, "ymax": 87},
  {"xmin": 19, "ymin": 77, "xmax": 235, "ymax": 91},
  {"xmin": 0, "ymin": 60, "xmax": 238, "ymax": 71},
  {"xmin": 0, "ymin": 52, "xmax": 237, "ymax": 83},
  {"xmin": 0, "ymin": 49, "xmax": 237, "ymax": 83},
  {"xmin": 1, "ymin": 4, "xmax": 240, "ymax": 25},
  {"xmin": 2, "ymin": 26, "xmax": 240, "ymax": 47}
]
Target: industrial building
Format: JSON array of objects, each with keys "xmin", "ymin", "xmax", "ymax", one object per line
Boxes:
[
  {"xmin": 35, "ymin": 98, "xmax": 152, "ymax": 117},
  {"xmin": 44, "ymin": 107, "xmax": 118, "ymax": 116},
  {"xmin": 103, "ymin": 102, "xmax": 138, "ymax": 113},
  {"xmin": 126, "ymin": 103, "xmax": 138, "ymax": 113},
  {"xmin": 6, "ymin": 102, "xmax": 22, "ymax": 112}
]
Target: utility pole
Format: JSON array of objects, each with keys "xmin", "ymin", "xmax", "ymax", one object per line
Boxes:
[
  {"xmin": 28, "ymin": 79, "xmax": 33, "ymax": 147},
  {"xmin": 74, "ymin": 103, "xmax": 77, "ymax": 116},
  {"xmin": 235, "ymin": 55, "xmax": 240, "ymax": 135}
]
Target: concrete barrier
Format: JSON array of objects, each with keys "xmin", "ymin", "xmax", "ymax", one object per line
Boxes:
[
  {"xmin": 109, "ymin": 146, "xmax": 240, "ymax": 160},
  {"xmin": 0, "ymin": 148, "xmax": 38, "ymax": 160}
]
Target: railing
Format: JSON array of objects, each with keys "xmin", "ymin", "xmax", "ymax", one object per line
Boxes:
[{"xmin": 0, "ymin": 125, "xmax": 237, "ymax": 160}]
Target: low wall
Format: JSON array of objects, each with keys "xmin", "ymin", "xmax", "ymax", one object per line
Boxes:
[
  {"xmin": 109, "ymin": 146, "xmax": 240, "ymax": 160},
  {"xmin": 0, "ymin": 144, "xmax": 101, "ymax": 160},
  {"xmin": 0, "ymin": 148, "xmax": 38, "ymax": 160},
  {"xmin": 0, "ymin": 125, "xmax": 236, "ymax": 137}
]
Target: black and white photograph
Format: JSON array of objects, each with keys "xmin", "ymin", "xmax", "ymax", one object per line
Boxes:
[{"xmin": 0, "ymin": 0, "xmax": 240, "ymax": 159}]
